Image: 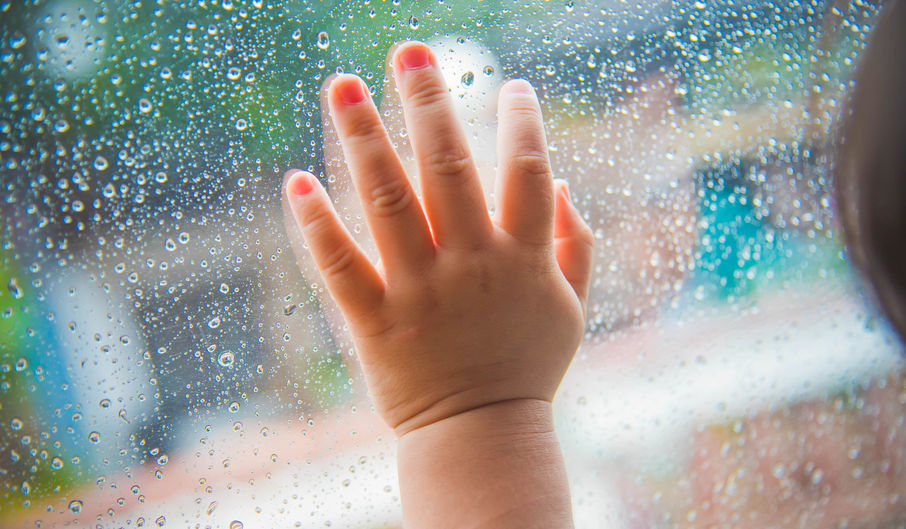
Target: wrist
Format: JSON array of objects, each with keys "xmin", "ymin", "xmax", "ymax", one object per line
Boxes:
[
  {"xmin": 394, "ymin": 397, "xmax": 556, "ymax": 439},
  {"xmin": 396, "ymin": 399, "xmax": 574, "ymax": 529}
]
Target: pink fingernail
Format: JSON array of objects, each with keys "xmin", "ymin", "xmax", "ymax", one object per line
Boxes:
[
  {"xmin": 397, "ymin": 43, "xmax": 432, "ymax": 71},
  {"xmin": 288, "ymin": 172, "xmax": 314, "ymax": 196},
  {"xmin": 506, "ymin": 79, "xmax": 534, "ymax": 95},
  {"xmin": 333, "ymin": 75, "xmax": 367, "ymax": 105}
]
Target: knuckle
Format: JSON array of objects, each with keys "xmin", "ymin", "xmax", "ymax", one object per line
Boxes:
[
  {"xmin": 300, "ymin": 205, "xmax": 334, "ymax": 234},
  {"xmin": 404, "ymin": 77, "xmax": 450, "ymax": 109},
  {"xmin": 508, "ymin": 104, "xmax": 542, "ymax": 122},
  {"xmin": 369, "ymin": 179, "xmax": 414, "ymax": 217},
  {"xmin": 423, "ymin": 148, "xmax": 474, "ymax": 182},
  {"xmin": 319, "ymin": 243, "xmax": 357, "ymax": 279},
  {"xmin": 299, "ymin": 208, "xmax": 360, "ymax": 278},
  {"xmin": 508, "ymin": 152, "xmax": 552, "ymax": 179},
  {"xmin": 342, "ymin": 112, "xmax": 385, "ymax": 142}
]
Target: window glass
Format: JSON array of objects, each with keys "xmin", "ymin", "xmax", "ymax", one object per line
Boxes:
[{"xmin": 1, "ymin": 1, "xmax": 902, "ymax": 527}]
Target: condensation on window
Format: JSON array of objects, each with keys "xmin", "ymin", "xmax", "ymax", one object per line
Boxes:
[{"xmin": 1, "ymin": 1, "xmax": 903, "ymax": 528}]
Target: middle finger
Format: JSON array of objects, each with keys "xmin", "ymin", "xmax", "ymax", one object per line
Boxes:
[{"xmin": 393, "ymin": 41, "xmax": 493, "ymax": 250}]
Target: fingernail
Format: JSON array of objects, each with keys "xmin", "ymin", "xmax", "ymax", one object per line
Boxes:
[
  {"xmin": 333, "ymin": 75, "xmax": 367, "ymax": 105},
  {"xmin": 288, "ymin": 171, "xmax": 315, "ymax": 196},
  {"xmin": 505, "ymin": 79, "xmax": 534, "ymax": 95},
  {"xmin": 397, "ymin": 43, "xmax": 432, "ymax": 71}
]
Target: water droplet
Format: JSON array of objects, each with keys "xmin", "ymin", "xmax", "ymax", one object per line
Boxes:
[
  {"xmin": 155, "ymin": 515, "xmax": 166, "ymax": 527},
  {"xmin": 207, "ymin": 501, "xmax": 218, "ymax": 515},
  {"xmin": 235, "ymin": 119, "xmax": 248, "ymax": 131},
  {"xmin": 283, "ymin": 304, "xmax": 297, "ymax": 316},
  {"xmin": 10, "ymin": 31, "xmax": 26, "ymax": 49},
  {"xmin": 227, "ymin": 67, "xmax": 241, "ymax": 80},
  {"xmin": 208, "ymin": 316, "xmax": 221, "ymax": 329},
  {"xmin": 229, "ymin": 521, "xmax": 244, "ymax": 529},
  {"xmin": 460, "ymin": 71, "xmax": 475, "ymax": 87},
  {"xmin": 217, "ymin": 351, "xmax": 234, "ymax": 367},
  {"xmin": 482, "ymin": 65, "xmax": 494, "ymax": 76},
  {"xmin": 20, "ymin": 481, "xmax": 30, "ymax": 495},
  {"xmin": 88, "ymin": 431, "xmax": 101, "ymax": 444},
  {"xmin": 10, "ymin": 418, "xmax": 23, "ymax": 430},
  {"xmin": 138, "ymin": 98, "xmax": 153, "ymax": 114},
  {"xmin": 7, "ymin": 277, "xmax": 22, "ymax": 299},
  {"xmin": 178, "ymin": 232, "xmax": 190, "ymax": 244},
  {"xmin": 68, "ymin": 500, "xmax": 83, "ymax": 513},
  {"xmin": 408, "ymin": 15, "xmax": 419, "ymax": 29},
  {"xmin": 165, "ymin": 238, "xmax": 177, "ymax": 251},
  {"xmin": 157, "ymin": 454, "xmax": 168, "ymax": 465},
  {"xmin": 51, "ymin": 456, "xmax": 64, "ymax": 470},
  {"xmin": 219, "ymin": 283, "xmax": 230, "ymax": 294},
  {"xmin": 14, "ymin": 357, "xmax": 27, "ymax": 371},
  {"xmin": 93, "ymin": 156, "xmax": 108, "ymax": 171},
  {"xmin": 228, "ymin": 401, "xmax": 240, "ymax": 413},
  {"xmin": 316, "ymin": 31, "xmax": 329, "ymax": 50}
]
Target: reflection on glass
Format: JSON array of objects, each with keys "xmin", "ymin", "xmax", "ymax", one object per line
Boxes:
[{"xmin": 1, "ymin": 0, "xmax": 902, "ymax": 528}]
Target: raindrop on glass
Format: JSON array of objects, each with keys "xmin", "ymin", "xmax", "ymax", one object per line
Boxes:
[
  {"xmin": 316, "ymin": 31, "xmax": 329, "ymax": 50},
  {"xmin": 7, "ymin": 277, "xmax": 22, "ymax": 299},
  {"xmin": 218, "ymin": 351, "xmax": 235, "ymax": 367}
]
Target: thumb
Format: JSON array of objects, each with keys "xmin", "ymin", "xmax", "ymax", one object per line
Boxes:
[{"xmin": 553, "ymin": 180, "xmax": 595, "ymax": 312}]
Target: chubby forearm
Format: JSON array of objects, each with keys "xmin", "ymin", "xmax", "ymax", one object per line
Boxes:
[{"xmin": 397, "ymin": 399, "xmax": 574, "ymax": 529}]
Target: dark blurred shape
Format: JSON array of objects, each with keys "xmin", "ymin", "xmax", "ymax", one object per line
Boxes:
[{"xmin": 836, "ymin": 0, "xmax": 906, "ymax": 344}]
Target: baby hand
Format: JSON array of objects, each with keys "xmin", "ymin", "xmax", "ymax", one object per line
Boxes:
[{"xmin": 285, "ymin": 41, "xmax": 594, "ymax": 436}]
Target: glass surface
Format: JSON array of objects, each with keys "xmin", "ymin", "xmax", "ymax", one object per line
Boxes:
[{"xmin": 1, "ymin": 0, "xmax": 903, "ymax": 527}]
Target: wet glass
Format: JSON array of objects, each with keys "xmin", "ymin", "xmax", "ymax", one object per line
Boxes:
[{"xmin": 1, "ymin": 0, "xmax": 903, "ymax": 527}]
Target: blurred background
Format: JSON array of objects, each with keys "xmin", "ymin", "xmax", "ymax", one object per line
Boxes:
[{"xmin": 1, "ymin": 0, "xmax": 904, "ymax": 527}]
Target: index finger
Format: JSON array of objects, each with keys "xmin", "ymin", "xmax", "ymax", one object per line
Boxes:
[{"xmin": 327, "ymin": 74, "xmax": 436, "ymax": 276}]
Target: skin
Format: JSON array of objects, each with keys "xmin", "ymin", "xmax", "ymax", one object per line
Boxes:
[{"xmin": 284, "ymin": 41, "xmax": 594, "ymax": 528}]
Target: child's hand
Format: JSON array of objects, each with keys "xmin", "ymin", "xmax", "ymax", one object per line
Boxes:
[{"xmin": 284, "ymin": 41, "xmax": 594, "ymax": 436}]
